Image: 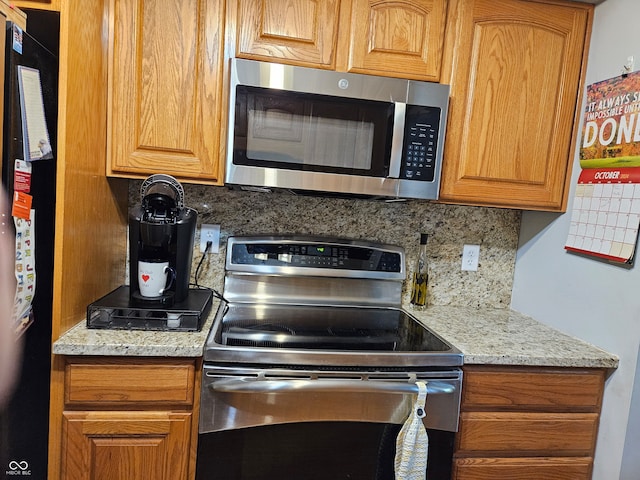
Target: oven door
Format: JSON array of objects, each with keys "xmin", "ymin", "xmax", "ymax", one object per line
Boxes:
[{"xmin": 196, "ymin": 365, "xmax": 461, "ymax": 480}]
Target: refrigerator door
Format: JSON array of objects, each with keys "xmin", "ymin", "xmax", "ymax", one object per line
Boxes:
[{"xmin": 1, "ymin": 10, "xmax": 59, "ymax": 480}]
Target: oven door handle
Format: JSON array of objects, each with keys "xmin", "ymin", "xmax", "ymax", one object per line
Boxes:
[{"xmin": 209, "ymin": 378, "xmax": 456, "ymax": 395}]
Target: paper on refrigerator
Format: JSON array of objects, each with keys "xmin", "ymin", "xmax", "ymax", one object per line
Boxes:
[{"xmin": 13, "ymin": 209, "xmax": 35, "ymax": 335}]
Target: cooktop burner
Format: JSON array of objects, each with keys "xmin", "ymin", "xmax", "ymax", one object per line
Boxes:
[
  {"xmin": 218, "ymin": 304, "xmax": 452, "ymax": 352},
  {"xmin": 205, "ymin": 302, "xmax": 462, "ymax": 368}
]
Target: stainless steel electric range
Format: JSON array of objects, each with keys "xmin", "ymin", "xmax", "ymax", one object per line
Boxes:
[{"xmin": 196, "ymin": 236, "xmax": 463, "ymax": 480}]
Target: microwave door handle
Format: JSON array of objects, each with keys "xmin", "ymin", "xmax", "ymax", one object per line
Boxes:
[{"xmin": 388, "ymin": 102, "xmax": 406, "ymax": 179}]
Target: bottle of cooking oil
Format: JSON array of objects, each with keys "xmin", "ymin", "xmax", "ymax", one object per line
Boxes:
[{"xmin": 410, "ymin": 234, "xmax": 429, "ymax": 308}]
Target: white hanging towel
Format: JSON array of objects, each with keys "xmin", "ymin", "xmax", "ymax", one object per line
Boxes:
[{"xmin": 394, "ymin": 381, "xmax": 429, "ymax": 480}]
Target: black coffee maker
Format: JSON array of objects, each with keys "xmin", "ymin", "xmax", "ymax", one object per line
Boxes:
[{"xmin": 129, "ymin": 174, "xmax": 197, "ymax": 306}]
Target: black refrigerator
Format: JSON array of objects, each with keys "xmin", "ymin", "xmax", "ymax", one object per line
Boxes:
[{"xmin": 1, "ymin": 9, "xmax": 59, "ymax": 480}]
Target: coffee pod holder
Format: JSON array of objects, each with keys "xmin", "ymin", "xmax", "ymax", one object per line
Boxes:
[{"xmin": 87, "ymin": 285, "xmax": 212, "ymax": 332}]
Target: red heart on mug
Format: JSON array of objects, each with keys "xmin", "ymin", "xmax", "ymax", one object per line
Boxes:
[{"xmin": 141, "ymin": 274, "xmax": 150, "ymax": 283}]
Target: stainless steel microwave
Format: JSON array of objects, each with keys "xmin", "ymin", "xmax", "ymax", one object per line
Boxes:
[{"xmin": 225, "ymin": 58, "xmax": 450, "ymax": 200}]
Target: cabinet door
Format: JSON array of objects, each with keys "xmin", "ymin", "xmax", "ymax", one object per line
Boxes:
[
  {"xmin": 235, "ymin": 0, "xmax": 341, "ymax": 68},
  {"xmin": 61, "ymin": 411, "xmax": 192, "ymax": 480},
  {"xmin": 439, "ymin": 0, "xmax": 591, "ymax": 210},
  {"xmin": 108, "ymin": 0, "xmax": 225, "ymax": 183},
  {"xmin": 346, "ymin": 0, "xmax": 447, "ymax": 81}
]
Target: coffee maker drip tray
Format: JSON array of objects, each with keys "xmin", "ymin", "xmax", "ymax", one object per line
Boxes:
[{"xmin": 87, "ymin": 285, "xmax": 213, "ymax": 332}]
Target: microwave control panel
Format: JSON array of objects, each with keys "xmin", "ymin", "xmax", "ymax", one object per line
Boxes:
[{"xmin": 400, "ymin": 105, "xmax": 442, "ymax": 182}]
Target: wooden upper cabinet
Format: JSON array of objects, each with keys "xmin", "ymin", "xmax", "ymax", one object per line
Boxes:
[
  {"xmin": 1, "ymin": 1, "xmax": 26, "ymax": 28},
  {"xmin": 13, "ymin": 0, "xmax": 60, "ymax": 11},
  {"xmin": 439, "ymin": 0, "xmax": 592, "ymax": 211},
  {"xmin": 345, "ymin": 0, "xmax": 447, "ymax": 80},
  {"xmin": 233, "ymin": 0, "xmax": 448, "ymax": 80},
  {"xmin": 107, "ymin": 0, "xmax": 225, "ymax": 184},
  {"xmin": 235, "ymin": 0, "xmax": 341, "ymax": 68}
]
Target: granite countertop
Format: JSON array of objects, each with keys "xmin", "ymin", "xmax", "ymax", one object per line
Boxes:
[
  {"xmin": 409, "ymin": 305, "xmax": 618, "ymax": 369},
  {"xmin": 52, "ymin": 300, "xmax": 219, "ymax": 357},
  {"xmin": 53, "ymin": 302, "xmax": 619, "ymax": 369}
]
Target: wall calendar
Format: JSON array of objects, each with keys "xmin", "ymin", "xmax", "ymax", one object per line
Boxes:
[{"xmin": 565, "ymin": 70, "xmax": 640, "ymax": 264}]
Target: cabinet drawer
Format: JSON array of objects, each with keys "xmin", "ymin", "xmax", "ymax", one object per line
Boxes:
[
  {"xmin": 457, "ymin": 412, "xmax": 598, "ymax": 456},
  {"xmin": 462, "ymin": 367, "xmax": 604, "ymax": 410},
  {"xmin": 65, "ymin": 358, "xmax": 195, "ymax": 407},
  {"xmin": 453, "ymin": 457, "xmax": 592, "ymax": 480}
]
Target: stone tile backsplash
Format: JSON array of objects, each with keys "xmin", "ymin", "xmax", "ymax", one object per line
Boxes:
[{"xmin": 129, "ymin": 182, "xmax": 521, "ymax": 308}]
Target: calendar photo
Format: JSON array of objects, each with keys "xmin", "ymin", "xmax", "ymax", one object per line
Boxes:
[{"xmin": 566, "ymin": 71, "xmax": 640, "ymax": 263}]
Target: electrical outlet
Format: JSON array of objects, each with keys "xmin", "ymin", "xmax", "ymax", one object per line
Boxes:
[
  {"xmin": 461, "ymin": 244, "xmax": 480, "ymax": 271},
  {"xmin": 200, "ymin": 224, "xmax": 220, "ymax": 253},
  {"xmin": 625, "ymin": 55, "xmax": 635, "ymax": 73}
]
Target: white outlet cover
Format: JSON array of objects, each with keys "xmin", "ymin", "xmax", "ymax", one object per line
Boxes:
[
  {"xmin": 462, "ymin": 244, "xmax": 480, "ymax": 271},
  {"xmin": 200, "ymin": 224, "xmax": 220, "ymax": 253}
]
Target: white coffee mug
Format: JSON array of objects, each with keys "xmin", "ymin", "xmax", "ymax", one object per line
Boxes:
[{"xmin": 138, "ymin": 260, "xmax": 176, "ymax": 297}]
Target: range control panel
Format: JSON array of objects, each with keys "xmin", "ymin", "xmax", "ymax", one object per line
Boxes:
[
  {"xmin": 399, "ymin": 105, "xmax": 441, "ymax": 182},
  {"xmin": 227, "ymin": 237, "xmax": 405, "ymax": 279}
]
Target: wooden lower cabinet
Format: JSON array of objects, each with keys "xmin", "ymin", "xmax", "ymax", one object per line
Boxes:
[
  {"xmin": 457, "ymin": 412, "xmax": 598, "ymax": 455},
  {"xmin": 453, "ymin": 457, "xmax": 593, "ymax": 480},
  {"xmin": 57, "ymin": 360, "xmax": 606, "ymax": 480},
  {"xmin": 62, "ymin": 411, "xmax": 192, "ymax": 480},
  {"xmin": 59, "ymin": 357, "xmax": 200, "ymax": 480},
  {"xmin": 452, "ymin": 366, "xmax": 606, "ymax": 480}
]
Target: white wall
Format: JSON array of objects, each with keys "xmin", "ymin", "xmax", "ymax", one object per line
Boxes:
[{"xmin": 511, "ymin": 1, "xmax": 640, "ymax": 478}]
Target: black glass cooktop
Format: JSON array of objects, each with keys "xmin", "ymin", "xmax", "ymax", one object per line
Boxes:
[{"xmin": 215, "ymin": 304, "xmax": 453, "ymax": 353}]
